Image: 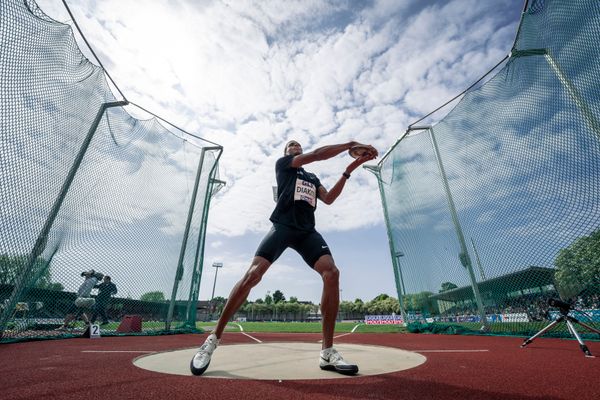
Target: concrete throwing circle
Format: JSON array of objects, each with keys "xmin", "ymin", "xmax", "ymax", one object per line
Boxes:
[{"xmin": 133, "ymin": 342, "xmax": 426, "ymax": 380}]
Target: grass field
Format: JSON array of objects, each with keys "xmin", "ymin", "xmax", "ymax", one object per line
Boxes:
[
  {"xmin": 196, "ymin": 321, "xmax": 408, "ymax": 334},
  {"xmin": 93, "ymin": 320, "xmax": 598, "ymax": 339},
  {"xmin": 84, "ymin": 320, "xmax": 404, "ymax": 333}
]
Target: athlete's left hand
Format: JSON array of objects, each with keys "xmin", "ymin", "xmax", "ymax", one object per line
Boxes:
[{"xmin": 346, "ymin": 148, "xmax": 378, "ymax": 173}]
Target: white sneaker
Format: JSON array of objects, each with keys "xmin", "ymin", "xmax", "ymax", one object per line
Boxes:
[
  {"xmin": 319, "ymin": 347, "xmax": 359, "ymax": 375},
  {"xmin": 190, "ymin": 334, "xmax": 219, "ymax": 376}
]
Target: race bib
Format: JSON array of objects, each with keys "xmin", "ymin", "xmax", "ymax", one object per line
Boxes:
[{"xmin": 294, "ymin": 178, "xmax": 317, "ymax": 207}]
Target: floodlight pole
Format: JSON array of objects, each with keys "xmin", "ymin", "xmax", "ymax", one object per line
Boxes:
[
  {"xmin": 0, "ymin": 101, "xmax": 128, "ymax": 338},
  {"xmin": 209, "ymin": 262, "xmax": 223, "ymax": 320},
  {"xmin": 428, "ymin": 126, "xmax": 489, "ymax": 330}
]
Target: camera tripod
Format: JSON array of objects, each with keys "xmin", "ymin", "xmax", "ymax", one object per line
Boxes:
[{"xmin": 521, "ymin": 300, "xmax": 600, "ymax": 358}]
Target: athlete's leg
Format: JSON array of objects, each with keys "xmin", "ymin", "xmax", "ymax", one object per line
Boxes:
[
  {"xmin": 191, "ymin": 255, "xmax": 273, "ymax": 376},
  {"xmin": 212, "ymin": 256, "xmax": 271, "ymax": 339},
  {"xmin": 313, "ymin": 254, "xmax": 339, "ymax": 349},
  {"xmin": 192, "ymin": 225, "xmax": 288, "ymax": 376},
  {"xmin": 313, "ymin": 254, "xmax": 358, "ymax": 375}
]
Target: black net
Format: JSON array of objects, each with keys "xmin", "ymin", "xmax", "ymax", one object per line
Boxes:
[
  {"xmin": 373, "ymin": 0, "xmax": 600, "ymax": 337},
  {"xmin": 0, "ymin": 0, "xmax": 222, "ymax": 342}
]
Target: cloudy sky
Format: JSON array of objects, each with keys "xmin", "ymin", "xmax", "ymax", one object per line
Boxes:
[{"xmin": 35, "ymin": 0, "xmax": 524, "ymax": 303}]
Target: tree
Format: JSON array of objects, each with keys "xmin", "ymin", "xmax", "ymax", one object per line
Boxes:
[
  {"xmin": 289, "ymin": 296, "xmax": 298, "ymax": 303},
  {"xmin": 439, "ymin": 282, "xmax": 458, "ymax": 293},
  {"xmin": 555, "ymin": 228, "xmax": 600, "ymax": 298},
  {"xmin": 352, "ymin": 299, "xmax": 365, "ymax": 314},
  {"xmin": 381, "ymin": 297, "xmax": 400, "ymax": 314},
  {"xmin": 339, "ymin": 301, "xmax": 354, "ymax": 314},
  {"xmin": 0, "ymin": 254, "xmax": 64, "ymax": 291},
  {"xmin": 140, "ymin": 291, "xmax": 165, "ymax": 302},
  {"xmin": 366, "ymin": 299, "xmax": 385, "ymax": 314},
  {"xmin": 373, "ymin": 293, "xmax": 389, "ymax": 302},
  {"xmin": 273, "ymin": 290, "xmax": 285, "ymax": 303},
  {"xmin": 211, "ymin": 296, "xmax": 227, "ymax": 314},
  {"xmin": 285, "ymin": 302, "xmax": 301, "ymax": 320},
  {"xmin": 265, "ymin": 294, "xmax": 273, "ymax": 304}
]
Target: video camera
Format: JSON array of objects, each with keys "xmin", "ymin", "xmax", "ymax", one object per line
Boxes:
[{"xmin": 547, "ymin": 298, "xmax": 572, "ymax": 314}]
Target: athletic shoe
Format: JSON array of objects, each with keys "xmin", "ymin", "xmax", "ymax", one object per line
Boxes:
[
  {"xmin": 319, "ymin": 347, "xmax": 359, "ymax": 375},
  {"xmin": 190, "ymin": 333, "xmax": 219, "ymax": 376}
]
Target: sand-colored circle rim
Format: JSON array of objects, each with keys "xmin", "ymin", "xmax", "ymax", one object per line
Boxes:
[{"xmin": 133, "ymin": 341, "xmax": 427, "ymax": 380}]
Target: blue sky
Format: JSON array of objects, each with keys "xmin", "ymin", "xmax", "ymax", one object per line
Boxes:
[{"xmin": 35, "ymin": 0, "xmax": 525, "ymax": 303}]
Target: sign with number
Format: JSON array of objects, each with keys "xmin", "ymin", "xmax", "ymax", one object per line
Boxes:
[{"xmin": 90, "ymin": 324, "xmax": 101, "ymax": 338}]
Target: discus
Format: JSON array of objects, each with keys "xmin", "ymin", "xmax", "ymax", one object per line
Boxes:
[{"xmin": 348, "ymin": 144, "xmax": 375, "ymax": 159}]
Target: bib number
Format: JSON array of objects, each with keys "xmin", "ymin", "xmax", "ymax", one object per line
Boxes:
[{"xmin": 294, "ymin": 178, "xmax": 316, "ymax": 207}]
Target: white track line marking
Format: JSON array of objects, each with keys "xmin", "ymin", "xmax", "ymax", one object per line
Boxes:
[
  {"xmin": 81, "ymin": 350, "xmax": 156, "ymax": 353},
  {"xmin": 241, "ymin": 332, "xmax": 262, "ymax": 343},
  {"xmin": 318, "ymin": 324, "xmax": 361, "ymax": 342},
  {"xmin": 415, "ymin": 349, "xmax": 489, "ymax": 353},
  {"xmin": 332, "ymin": 332, "xmax": 353, "ymax": 339},
  {"xmin": 233, "ymin": 323, "xmax": 243, "ymax": 332},
  {"xmin": 231, "ymin": 323, "xmax": 262, "ymax": 343}
]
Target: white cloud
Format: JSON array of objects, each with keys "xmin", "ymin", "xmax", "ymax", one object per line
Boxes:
[
  {"xmin": 24, "ymin": 0, "xmax": 524, "ymax": 302},
  {"xmin": 34, "ymin": 0, "xmax": 520, "ymax": 239}
]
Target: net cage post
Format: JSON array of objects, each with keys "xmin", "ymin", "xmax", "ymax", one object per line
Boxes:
[
  {"xmin": 428, "ymin": 126, "xmax": 489, "ymax": 330},
  {"xmin": 185, "ymin": 175, "xmax": 226, "ymax": 324},
  {"xmin": 0, "ymin": 101, "xmax": 128, "ymax": 338},
  {"xmin": 511, "ymin": 48, "xmax": 600, "ymax": 139},
  {"xmin": 183, "ymin": 196, "xmax": 212, "ymax": 327},
  {"xmin": 470, "ymin": 238, "xmax": 487, "ymax": 281},
  {"xmin": 165, "ymin": 146, "xmax": 222, "ymax": 330},
  {"xmin": 183, "ymin": 149, "xmax": 224, "ymax": 328},
  {"xmin": 364, "ymin": 164, "xmax": 408, "ymax": 325}
]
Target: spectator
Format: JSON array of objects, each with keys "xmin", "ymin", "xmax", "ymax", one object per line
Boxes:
[
  {"xmin": 56, "ymin": 270, "xmax": 102, "ymax": 331},
  {"xmin": 90, "ymin": 275, "xmax": 117, "ymax": 326}
]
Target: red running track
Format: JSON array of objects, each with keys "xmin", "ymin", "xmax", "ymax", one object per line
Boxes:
[{"xmin": 0, "ymin": 333, "xmax": 598, "ymax": 400}]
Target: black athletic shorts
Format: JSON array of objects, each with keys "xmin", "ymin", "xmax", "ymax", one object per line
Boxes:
[{"xmin": 255, "ymin": 223, "xmax": 332, "ymax": 268}]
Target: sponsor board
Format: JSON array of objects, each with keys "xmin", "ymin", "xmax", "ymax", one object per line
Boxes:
[
  {"xmin": 549, "ymin": 309, "xmax": 600, "ymax": 322},
  {"xmin": 365, "ymin": 315, "xmax": 404, "ymax": 325}
]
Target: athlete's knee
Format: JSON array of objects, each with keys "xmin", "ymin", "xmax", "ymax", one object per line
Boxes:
[
  {"xmin": 242, "ymin": 268, "xmax": 262, "ymax": 288},
  {"xmin": 320, "ymin": 265, "xmax": 339, "ymax": 285},
  {"xmin": 241, "ymin": 258, "xmax": 269, "ymax": 288},
  {"xmin": 314, "ymin": 255, "xmax": 339, "ymax": 284}
]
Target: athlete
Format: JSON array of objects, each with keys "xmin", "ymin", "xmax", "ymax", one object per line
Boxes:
[{"xmin": 190, "ymin": 139, "xmax": 377, "ymax": 376}]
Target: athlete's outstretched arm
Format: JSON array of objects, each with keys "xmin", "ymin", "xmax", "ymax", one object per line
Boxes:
[
  {"xmin": 318, "ymin": 153, "xmax": 377, "ymax": 205},
  {"xmin": 291, "ymin": 141, "xmax": 375, "ymax": 168}
]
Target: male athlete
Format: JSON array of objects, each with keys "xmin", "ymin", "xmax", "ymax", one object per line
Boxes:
[{"xmin": 190, "ymin": 139, "xmax": 377, "ymax": 376}]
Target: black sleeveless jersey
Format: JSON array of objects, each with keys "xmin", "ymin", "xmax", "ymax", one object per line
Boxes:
[{"xmin": 269, "ymin": 155, "xmax": 322, "ymax": 232}]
